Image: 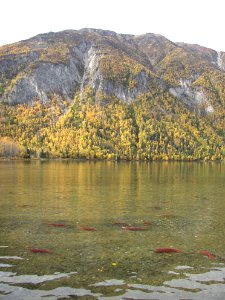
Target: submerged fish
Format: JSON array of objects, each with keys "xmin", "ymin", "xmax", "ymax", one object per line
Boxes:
[
  {"xmin": 199, "ymin": 250, "xmax": 216, "ymax": 260},
  {"xmin": 122, "ymin": 226, "xmax": 147, "ymax": 231},
  {"xmin": 48, "ymin": 223, "xmax": 66, "ymax": 227},
  {"xmin": 143, "ymin": 221, "xmax": 152, "ymax": 225},
  {"xmin": 155, "ymin": 248, "xmax": 182, "ymax": 253},
  {"xmin": 79, "ymin": 227, "xmax": 97, "ymax": 231},
  {"xmin": 30, "ymin": 248, "xmax": 52, "ymax": 254}
]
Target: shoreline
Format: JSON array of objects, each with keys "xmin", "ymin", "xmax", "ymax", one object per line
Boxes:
[{"xmin": 0, "ymin": 157, "xmax": 224, "ymax": 163}]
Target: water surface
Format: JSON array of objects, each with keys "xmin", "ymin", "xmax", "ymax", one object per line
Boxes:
[{"xmin": 0, "ymin": 161, "xmax": 225, "ymax": 299}]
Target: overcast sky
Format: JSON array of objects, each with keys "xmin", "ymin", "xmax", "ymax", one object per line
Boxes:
[{"xmin": 1, "ymin": 0, "xmax": 224, "ymax": 51}]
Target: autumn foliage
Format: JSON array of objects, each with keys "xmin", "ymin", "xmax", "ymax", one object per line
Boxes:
[{"xmin": 0, "ymin": 92, "xmax": 224, "ymax": 161}]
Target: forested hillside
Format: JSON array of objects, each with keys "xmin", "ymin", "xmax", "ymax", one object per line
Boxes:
[
  {"xmin": 1, "ymin": 93, "xmax": 224, "ymax": 160},
  {"xmin": 0, "ymin": 29, "xmax": 224, "ymax": 160}
]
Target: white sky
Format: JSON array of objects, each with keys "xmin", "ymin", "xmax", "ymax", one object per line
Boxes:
[{"xmin": 0, "ymin": 0, "xmax": 224, "ymax": 51}]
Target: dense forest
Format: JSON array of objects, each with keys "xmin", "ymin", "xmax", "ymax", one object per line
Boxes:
[{"xmin": 1, "ymin": 92, "xmax": 224, "ymax": 161}]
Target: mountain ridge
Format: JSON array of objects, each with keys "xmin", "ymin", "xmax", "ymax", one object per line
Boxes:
[{"xmin": 0, "ymin": 28, "xmax": 224, "ymax": 108}]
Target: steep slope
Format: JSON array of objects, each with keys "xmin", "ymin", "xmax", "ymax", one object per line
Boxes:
[
  {"xmin": 0, "ymin": 29, "xmax": 161, "ymax": 104},
  {"xmin": 0, "ymin": 28, "xmax": 224, "ymax": 113},
  {"xmin": 156, "ymin": 42, "xmax": 225, "ymax": 114}
]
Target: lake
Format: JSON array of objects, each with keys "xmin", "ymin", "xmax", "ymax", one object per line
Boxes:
[{"xmin": 0, "ymin": 160, "xmax": 225, "ymax": 299}]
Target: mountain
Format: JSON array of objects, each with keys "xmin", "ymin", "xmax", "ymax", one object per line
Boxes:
[
  {"xmin": 1, "ymin": 28, "xmax": 224, "ymax": 108},
  {"xmin": 0, "ymin": 29, "xmax": 225, "ymax": 160}
]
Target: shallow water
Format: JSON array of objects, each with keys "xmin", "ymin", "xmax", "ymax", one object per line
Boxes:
[{"xmin": 0, "ymin": 160, "xmax": 225, "ymax": 299}]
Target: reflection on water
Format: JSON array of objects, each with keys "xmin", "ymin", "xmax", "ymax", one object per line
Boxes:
[
  {"xmin": 0, "ymin": 268, "xmax": 97, "ymax": 300},
  {"xmin": 0, "ymin": 161, "xmax": 225, "ymax": 299},
  {"xmin": 1, "ymin": 265, "xmax": 225, "ymax": 299}
]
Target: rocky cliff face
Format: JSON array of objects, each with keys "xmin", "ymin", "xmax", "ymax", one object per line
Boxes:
[{"xmin": 0, "ymin": 29, "xmax": 224, "ymax": 114}]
